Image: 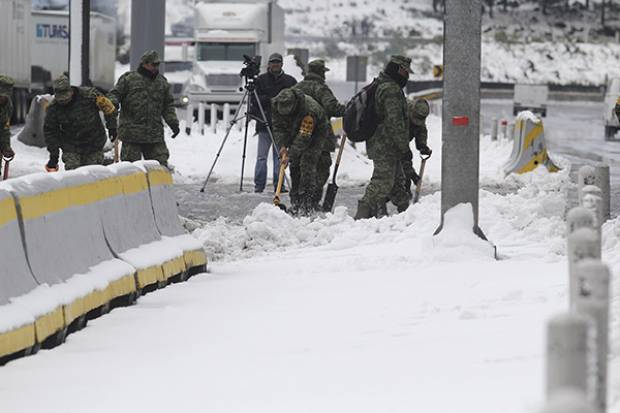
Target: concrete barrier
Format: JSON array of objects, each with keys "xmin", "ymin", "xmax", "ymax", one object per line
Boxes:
[
  {"xmin": 137, "ymin": 161, "xmax": 207, "ymax": 274},
  {"xmin": 6, "ymin": 171, "xmax": 136, "ymax": 327},
  {"xmin": 0, "ymin": 188, "xmax": 62, "ymax": 358},
  {"xmin": 104, "ymin": 163, "xmax": 187, "ymax": 289}
]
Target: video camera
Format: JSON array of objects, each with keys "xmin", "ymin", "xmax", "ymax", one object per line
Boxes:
[{"xmin": 240, "ymin": 54, "xmax": 261, "ymax": 80}]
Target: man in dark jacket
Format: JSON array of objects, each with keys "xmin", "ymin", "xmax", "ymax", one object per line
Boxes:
[
  {"xmin": 252, "ymin": 52, "xmax": 297, "ymax": 193},
  {"xmin": 44, "ymin": 75, "xmax": 117, "ymax": 170}
]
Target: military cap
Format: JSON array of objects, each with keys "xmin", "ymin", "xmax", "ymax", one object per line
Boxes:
[
  {"xmin": 53, "ymin": 75, "xmax": 73, "ymax": 103},
  {"xmin": 388, "ymin": 55, "xmax": 413, "ymax": 74},
  {"xmin": 307, "ymin": 59, "xmax": 330, "ymax": 74},
  {"xmin": 140, "ymin": 50, "xmax": 161, "ymax": 65},
  {"xmin": 268, "ymin": 52, "xmax": 283, "ymax": 63},
  {"xmin": 408, "ymin": 98, "xmax": 430, "ymax": 125},
  {"xmin": 0, "ymin": 75, "xmax": 15, "ymax": 98},
  {"xmin": 273, "ymin": 88, "xmax": 303, "ymax": 115}
]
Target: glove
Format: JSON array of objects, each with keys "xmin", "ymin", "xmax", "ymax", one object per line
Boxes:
[
  {"xmin": 108, "ymin": 128, "xmax": 118, "ymax": 143},
  {"xmin": 418, "ymin": 144, "xmax": 432, "ymax": 156},
  {"xmin": 2, "ymin": 147, "xmax": 15, "ymax": 160},
  {"xmin": 402, "ymin": 160, "xmax": 420, "ymax": 186},
  {"xmin": 279, "ymin": 147, "xmax": 289, "ymax": 168},
  {"xmin": 171, "ymin": 124, "xmax": 180, "ymax": 139},
  {"xmin": 46, "ymin": 153, "xmax": 59, "ymax": 172}
]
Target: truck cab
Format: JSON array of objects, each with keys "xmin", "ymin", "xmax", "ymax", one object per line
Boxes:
[{"xmin": 183, "ymin": 0, "xmax": 284, "ymax": 106}]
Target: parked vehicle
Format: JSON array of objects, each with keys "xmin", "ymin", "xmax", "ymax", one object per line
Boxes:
[
  {"xmin": 513, "ymin": 84, "xmax": 549, "ymax": 117},
  {"xmin": 603, "ymin": 77, "xmax": 620, "ymax": 141}
]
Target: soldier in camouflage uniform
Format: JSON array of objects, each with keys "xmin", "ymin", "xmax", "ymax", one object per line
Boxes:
[
  {"xmin": 389, "ymin": 98, "xmax": 433, "ymax": 212},
  {"xmin": 615, "ymin": 97, "xmax": 620, "ymax": 122},
  {"xmin": 355, "ymin": 55, "xmax": 413, "ymax": 220},
  {"xmin": 44, "ymin": 75, "xmax": 117, "ymax": 171},
  {"xmin": 0, "ymin": 75, "xmax": 16, "ymax": 160},
  {"xmin": 294, "ymin": 59, "xmax": 346, "ymax": 206},
  {"xmin": 108, "ymin": 50, "xmax": 180, "ymax": 167},
  {"xmin": 272, "ymin": 88, "xmax": 328, "ymax": 215}
]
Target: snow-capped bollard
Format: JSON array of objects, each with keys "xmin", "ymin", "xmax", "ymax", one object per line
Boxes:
[
  {"xmin": 539, "ymin": 388, "xmax": 595, "ymax": 413},
  {"xmin": 567, "ymin": 227, "xmax": 601, "ymax": 308},
  {"xmin": 575, "ymin": 259, "xmax": 611, "ymax": 413},
  {"xmin": 546, "ymin": 313, "xmax": 594, "ymax": 399},
  {"xmin": 578, "ymin": 165, "xmax": 596, "ymax": 188},
  {"xmin": 567, "ymin": 207, "xmax": 598, "ymax": 234},
  {"xmin": 594, "ymin": 165, "xmax": 610, "ymax": 222},
  {"xmin": 236, "ymin": 104, "xmax": 245, "ymax": 132},
  {"xmin": 185, "ymin": 103, "xmax": 193, "ymax": 135},
  {"xmin": 508, "ymin": 121, "xmax": 515, "ymax": 141},
  {"xmin": 210, "ymin": 103, "xmax": 217, "ymax": 133},
  {"xmin": 501, "ymin": 119, "xmax": 508, "ymax": 139},
  {"xmin": 491, "ymin": 117, "xmax": 498, "ymax": 141},
  {"xmin": 198, "ymin": 102, "xmax": 206, "ymax": 136},
  {"xmin": 580, "ymin": 185, "xmax": 603, "ymax": 230},
  {"xmin": 223, "ymin": 103, "xmax": 231, "ymax": 129}
]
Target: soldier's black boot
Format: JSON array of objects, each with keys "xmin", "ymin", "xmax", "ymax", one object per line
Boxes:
[
  {"xmin": 396, "ymin": 202, "xmax": 410, "ymax": 213},
  {"xmin": 375, "ymin": 202, "xmax": 388, "ymax": 218},
  {"xmin": 354, "ymin": 200, "xmax": 373, "ymax": 220}
]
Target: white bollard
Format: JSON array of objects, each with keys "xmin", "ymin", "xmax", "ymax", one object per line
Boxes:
[
  {"xmin": 236, "ymin": 103, "xmax": 245, "ymax": 132},
  {"xmin": 580, "ymin": 185, "xmax": 603, "ymax": 231},
  {"xmin": 594, "ymin": 164, "xmax": 610, "ymax": 222},
  {"xmin": 210, "ymin": 103, "xmax": 217, "ymax": 134},
  {"xmin": 578, "ymin": 166, "xmax": 597, "ymax": 202},
  {"xmin": 546, "ymin": 313, "xmax": 594, "ymax": 400},
  {"xmin": 185, "ymin": 103, "xmax": 194, "ymax": 135},
  {"xmin": 491, "ymin": 117, "xmax": 498, "ymax": 141},
  {"xmin": 508, "ymin": 122, "xmax": 515, "ymax": 141},
  {"xmin": 567, "ymin": 227, "xmax": 601, "ymax": 308},
  {"xmin": 539, "ymin": 388, "xmax": 595, "ymax": 413},
  {"xmin": 501, "ymin": 119, "xmax": 508, "ymax": 139},
  {"xmin": 198, "ymin": 102, "xmax": 206, "ymax": 136},
  {"xmin": 223, "ymin": 103, "xmax": 231, "ymax": 130},
  {"xmin": 575, "ymin": 259, "xmax": 611, "ymax": 413},
  {"xmin": 567, "ymin": 207, "xmax": 597, "ymax": 235}
]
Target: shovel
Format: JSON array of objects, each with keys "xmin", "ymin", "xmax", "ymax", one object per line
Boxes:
[
  {"xmin": 273, "ymin": 162, "xmax": 288, "ymax": 211},
  {"xmin": 413, "ymin": 154, "xmax": 431, "ymax": 204},
  {"xmin": 2, "ymin": 155, "xmax": 13, "ymax": 181},
  {"xmin": 113, "ymin": 140, "xmax": 120, "ymax": 163},
  {"xmin": 322, "ymin": 134, "xmax": 348, "ymax": 212}
]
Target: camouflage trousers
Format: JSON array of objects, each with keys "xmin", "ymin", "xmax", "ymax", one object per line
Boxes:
[
  {"xmin": 62, "ymin": 151, "xmax": 104, "ymax": 170},
  {"xmin": 361, "ymin": 156, "xmax": 410, "ymax": 212},
  {"xmin": 120, "ymin": 142, "xmax": 170, "ymax": 166},
  {"xmin": 312, "ymin": 150, "xmax": 332, "ymax": 205},
  {"xmin": 289, "ymin": 146, "xmax": 322, "ymax": 213}
]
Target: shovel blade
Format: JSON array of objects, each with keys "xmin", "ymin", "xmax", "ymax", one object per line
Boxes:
[{"xmin": 322, "ymin": 183, "xmax": 339, "ymax": 212}]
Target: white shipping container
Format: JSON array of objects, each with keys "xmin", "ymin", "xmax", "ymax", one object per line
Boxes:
[
  {"xmin": 0, "ymin": 0, "xmax": 32, "ymax": 88},
  {"xmin": 31, "ymin": 10, "xmax": 116, "ymax": 90}
]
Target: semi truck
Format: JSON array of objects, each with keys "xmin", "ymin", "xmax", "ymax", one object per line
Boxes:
[
  {"xmin": 183, "ymin": 0, "xmax": 285, "ymax": 106},
  {"xmin": 0, "ymin": 0, "xmax": 116, "ymax": 124}
]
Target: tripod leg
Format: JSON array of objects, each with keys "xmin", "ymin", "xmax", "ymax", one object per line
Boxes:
[
  {"xmin": 199, "ymin": 92, "xmax": 249, "ymax": 193},
  {"xmin": 239, "ymin": 102, "xmax": 251, "ymax": 192},
  {"xmin": 251, "ymin": 89, "xmax": 291, "ymax": 189}
]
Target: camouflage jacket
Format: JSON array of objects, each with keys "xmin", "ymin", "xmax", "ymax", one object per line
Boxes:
[
  {"xmin": 294, "ymin": 73, "xmax": 345, "ymax": 118},
  {"xmin": 615, "ymin": 98, "xmax": 620, "ymax": 122},
  {"xmin": 0, "ymin": 100, "xmax": 12, "ymax": 152},
  {"xmin": 44, "ymin": 87, "xmax": 117, "ymax": 155},
  {"xmin": 272, "ymin": 95, "xmax": 328, "ymax": 158},
  {"xmin": 366, "ymin": 72, "xmax": 409, "ymax": 160},
  {"xmin": 108, "ymin": 67, "xmax": 178, "ymax": 143}
]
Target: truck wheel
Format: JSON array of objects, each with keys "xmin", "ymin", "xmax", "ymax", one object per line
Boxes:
[{"xmin": 604, "ymin": 126, "xmax": 616, "ymax": 141}]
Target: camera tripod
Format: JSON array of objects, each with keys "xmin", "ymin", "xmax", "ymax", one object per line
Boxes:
[{"xmin": 199, "ymin": 77, "xmax": 288, "ymax": 193}]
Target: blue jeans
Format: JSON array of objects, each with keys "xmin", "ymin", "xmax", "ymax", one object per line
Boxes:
[{"xmin": 254, "ymin": 130, "xmax": 281, "ymax": 190}]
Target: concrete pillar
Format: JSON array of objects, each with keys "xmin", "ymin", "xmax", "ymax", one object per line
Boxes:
[
  {"xmin": 539, "ymin": 389, "xmax": 595, "ymax": 413},
  {"xmin": 491, "ymin": 117, "xmax": 498, "ymax": 141},
  {"xmin": 581, "ymin": 185, "xmax": 604, "ymax": 231},
  {"xmin": 436, "ymin": 0, "xmax": 485, "ymax": 239},
  {"xmin": 578, "ymin": 166, "xmax": 597, "ymax": 202},
  {"xmin": 210, "ymin": 103, "xmax": 218, "ymax": 134},
  {"xmin": 223, "ymin": 103, "xmax": 231, "ymax": 129},
  {"xmin": 130, "ymin": 0, "xmax": 166, "ymax": 73},
  {"xmin": 546, "ymin": 313, "xmax": 593, "ymax": 399},
  {"xmin": 594, "ymin": 165, "xmax": 610, "ymax": 222},
  {"xmin": 567, "ymin": 228, "xmax": 601, "ymax": 308},
  {"xmin": 501, "ymin": 119, "xmax": 508, "ymax": 139},
  {"xmin": 567, "ymin": 207, "xmax": 597, "ymax": 235},
  {"xmin": 185, "ymin": 103, "xmax": 193, "ymax": 135},
  {"xmin": 69, "ymin": 0, "xmax": 90, "ymax": 86},
  {"xmin": 508, "ymin": 122, "xmax": 515, "ymax": 142},
  {"xmin": 198, "ymin": 102, "xmax": 205, "ymax": 135},
  {"xmin": 575, "ymin": 259, "xmax": 611, "ymax": 413}
]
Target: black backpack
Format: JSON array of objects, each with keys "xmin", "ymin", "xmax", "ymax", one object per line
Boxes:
[{"xmin": 343, "ymin": 79, "xmax": 379, "ymax": 142}]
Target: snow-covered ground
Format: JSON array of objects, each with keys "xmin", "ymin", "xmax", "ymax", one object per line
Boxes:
[{"xmin": 4, "ymin": 107, "xmax": 619, "ymax": 412}]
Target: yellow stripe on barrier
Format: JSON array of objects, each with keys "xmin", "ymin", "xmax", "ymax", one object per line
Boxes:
[
  {"xmin": 523, "ymin": 122, "xmax": 544, "ymax": 150},
  {"xmin": 107, "ymin": 274, "xmax": 137, "ymax": 300},
  {"xmin": 0, "ymin": 323, "xmax": 36, "ymax": 358},
  {"xmin": 147, "ymin": 169, "xmax": 173, "ymax": 187},
  {"xmin": 35, "ymin": 307, "xmax": 65, "ymax": 342},
  {"xmin": 162, "ymin": 256, "xmax": 187, "ymax": 280},
  {"xmin": 0, "ymin": 197, "xmax": 17, "ymax": 228},
  {"xmin": 63, "ymin": 297, "xmax": 86, "ymax": 326},
  {"xmin": 183, "ymin": 249, "xmax": 208, "ymax": 269},
  {"xmin": 135, "ymin": 265, "xmax": 164, "ymax": 289},
  {"xmin": 119, "ymin": 172, "xmax": 149, "ymax": 195}
]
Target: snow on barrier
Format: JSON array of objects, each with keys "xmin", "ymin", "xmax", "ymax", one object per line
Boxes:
[
  {"xmin": 503, "ymin": 111, "xmax": 560, "ymax": 176},
  {"xmin": 104, "ymin": 162, "xmax": 187, "ymax": 289},
  {"xmin": 6, "ymin": 171, "xmax": 137, "ymax": 328},
  {"xmin": 0, "ymin": 188, "xmax": 62, "ymax": 358},
  {"xmin": 137, "ymin": 161, "xmax": 207, "ymax": 274}
]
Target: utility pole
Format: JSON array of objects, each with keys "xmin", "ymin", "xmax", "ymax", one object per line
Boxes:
[
  {"xmin": 69, "ymin": 0, "xmax": 90, "ymax": 86},
  {"xmin": 435, "ymin": 0, "xmax": 487, "ymax": 241},
  {"xmin": 601, "ymin": 0, "xmax": 606, "ymax": 28},
  {"xmin": 130, "ymin": 0, "xmax": 167, "ymax": 73}
]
